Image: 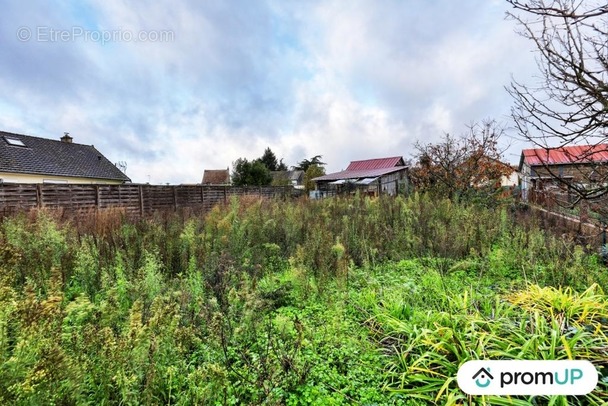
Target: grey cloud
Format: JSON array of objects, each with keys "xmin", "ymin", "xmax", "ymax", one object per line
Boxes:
[{"xmin": 0, "ymin": 0, "xmax": 537, "ymax": 183}]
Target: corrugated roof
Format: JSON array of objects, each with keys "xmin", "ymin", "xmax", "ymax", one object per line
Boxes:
[
  {"xmin": 356, "ymin": 177, "xmax": 379, "ymax": 185},
  {"xmin": 314, "ymin": 156, "xmax": 406, "ymax": 182},
  {"xmin": 520, "ymin": 144, "xmax": 608, "ymax": 168},
  {"xmin": 202, "ymin": 169, "xmax": 230, "ymax": 185},
  {"xmin": 313, "ymin": 166, "xmax": 406, "ymax": 182},
  {"xmin": 346, "ymin": 156, "xmax": 404, "ymax": 170},
  {"xmin": 0, "ymin": 131, "xmax": 131, "ymax": 182}
]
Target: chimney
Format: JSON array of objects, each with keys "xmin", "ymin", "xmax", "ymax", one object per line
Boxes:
[{"xmin": 61, "ymin": 132, "xmax": 73, "ymax": 143}]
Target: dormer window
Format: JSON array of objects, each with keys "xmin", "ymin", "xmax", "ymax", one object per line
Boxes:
[{"xmin": 4, "ymin": 136, "xmax": 26, "ymax": 147}]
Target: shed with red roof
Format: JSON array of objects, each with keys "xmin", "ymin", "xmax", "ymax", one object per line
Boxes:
[
  {"xmin": 312, "ymin": 156, "xmax": 408, "ymax": 198},
  {"xmin": 519, "ymin": 144, "xmax": 608, "ymax": 201}
]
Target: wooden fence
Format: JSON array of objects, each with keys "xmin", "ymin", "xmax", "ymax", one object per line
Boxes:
[
  {"xmin": 510, "ymin": 202, "xmax": 605, "ymax": 251},
  {"xmin": 0, "ymin": 183, "xmax": 297, "ymax": 217}
]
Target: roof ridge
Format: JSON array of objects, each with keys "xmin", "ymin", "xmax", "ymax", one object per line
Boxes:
[
  {"xmin": 350, "ymin": 156, "xmax": 402, "ymax": 162},
  {"xmin": 0, "ymin": 130, "xmax": 93, "ymax": 147},
  {"xmin": 522, "ymin": 143, "xmax": 608, "ymax": 151}
]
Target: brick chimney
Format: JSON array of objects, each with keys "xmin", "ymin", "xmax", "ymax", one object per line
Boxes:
[{"xmin": 61, "ymin": 132, "xmax": 73, "ymax": 143}]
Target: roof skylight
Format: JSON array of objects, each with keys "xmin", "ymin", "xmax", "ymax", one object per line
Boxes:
[{"xmin": 4, "ymin": 137, "xmax": 26, "ymax": 147}]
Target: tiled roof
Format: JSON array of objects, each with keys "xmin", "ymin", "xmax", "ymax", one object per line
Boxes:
[
  {"xmin": 346, "ymin": 156, "xmax": 404, "ymax": 171},
  {"xmin": 0, "ymin": 131, "xmax": 131, "ymax": 182},
  {"xmin": 202, "ymin": 169, "xmax": 230, "ymax": 185},
  {"xmin": 314, "ymin": 156, "xmax": 407, "ymax": 182},
  {"xmin": 520, "ymin": 144, "xmax": 608, "ymax": 168}
]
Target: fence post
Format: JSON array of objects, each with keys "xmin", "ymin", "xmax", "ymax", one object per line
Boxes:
[
  {"xmin": 69, "ymin": 184, "xmax": 74, "ymax": 211},
  {"xmin": 139, "ymin": 185, "xmax": 144, "ymax": 216},
  {"xmin": 36, "ymin": 184, "xmax": 42, "ymax": 208},
  {"xmin": 224, "ymin": 186, "xmax": 227, "ymax": 204},
  {"xmin": 95, "ymin": 185, "xmax": 100, "ymax": 209},
  {"xmin": 173, "ymin": 186, "xmax": 178, "ymax": 211}
]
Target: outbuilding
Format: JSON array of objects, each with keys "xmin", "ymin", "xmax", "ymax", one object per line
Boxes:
[{"xmin": 312, "ymin": 156, "xmax": 408, "ymax": 198}]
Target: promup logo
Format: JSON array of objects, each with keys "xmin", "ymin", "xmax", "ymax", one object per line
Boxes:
[
  {"xmin": 457, "ymin": 360, "xmax": 597, "ymax": 396},
  {"xmin": 472, "ymin": 367, "xmax": 494, "ymax": 388}
]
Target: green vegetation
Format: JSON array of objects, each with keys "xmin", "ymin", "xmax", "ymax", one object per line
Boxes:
[
  {"xmin": 0, "ymin": 194, "xmax": 607, "ymax": 404},
  {"xmin": 303, "ymin": 165, "xmax": 325, "ymax": 193},
  {"xmin": 232, "ymin": 147, "xmax": 288, "ymax": 186},
  {"xmin": 231, "ymin": 157, "xmax": 273, "ymax": 186}
]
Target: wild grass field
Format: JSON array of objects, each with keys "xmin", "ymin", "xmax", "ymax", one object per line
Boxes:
[{"xmin": 0, "ymin": 194, "xmax": 607, "ymax": 405}]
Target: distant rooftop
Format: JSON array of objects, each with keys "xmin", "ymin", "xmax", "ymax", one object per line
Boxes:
[
  {"xmin": 346, "ymin": 156, "xmax": 405, "ymax": 171},
  {"xmin": 314, "ymin": 156, "xmax": 407, "ymax": 182},
  {"xmin": 202, "ymin": 169, "xmax": 230, "ymax": 185},
  {"xmin": 271, "ymin": 170, "xmax": 304, "ymax": 182},
  {"xmin": 520, "ymin": 144, "xmax": 608, "ymax": 169}
]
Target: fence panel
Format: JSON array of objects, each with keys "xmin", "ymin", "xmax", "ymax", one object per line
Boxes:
[
  {"xmin": 0, "ymin": 183, "xmax": 294, "ymax": 217},
  {"xmin": 0, "ymin": 184, "xmax": 38, "ymax": 215}
]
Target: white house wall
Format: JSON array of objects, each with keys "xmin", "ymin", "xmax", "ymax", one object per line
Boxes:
[{"xmin": 0, "ymin": 172, "xmax": 125, "ymax": 184}]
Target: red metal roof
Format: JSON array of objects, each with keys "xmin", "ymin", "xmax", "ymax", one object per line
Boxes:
[
  {"xmin": 521, "ymin": 144, "xmax": 608, "ymax": 167},
  {"xmin": 346, "ymin": 156, "xmax": 404, "ymax": 171},
  {"xmin": 313, "ymin": 156, "xmax": 407, "ymax": 182}
]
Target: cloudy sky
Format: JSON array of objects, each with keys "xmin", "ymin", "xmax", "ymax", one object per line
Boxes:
[{"xmin": 0, "ymin": 0, "xmax": 537, "ymax": 184}]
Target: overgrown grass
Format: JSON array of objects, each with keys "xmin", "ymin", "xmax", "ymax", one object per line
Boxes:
[
  {"xmin": 0, "ymin": 194, "xmax": 606, "ymax": 404},
  {"xmin": 353, "ymin": 262, "xmax": 608, "ymax": 405}
]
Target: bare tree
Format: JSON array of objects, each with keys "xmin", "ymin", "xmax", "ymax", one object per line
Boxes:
[
  {"xmin": 506, "ymin": 0, "xmax": 608, "ymax": 207},
  {"xmin": 411, "ymin": 119, "xmax": 513, "ymax": 204}
]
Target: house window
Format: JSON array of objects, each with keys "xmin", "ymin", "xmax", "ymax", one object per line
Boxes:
[
  {"xmin": 4, "ymin": 137, "xmax": 26, "ymax": 147},
  {"xmin": 558, "ymin": 166, "xmax": 564, "ymax": 177}
]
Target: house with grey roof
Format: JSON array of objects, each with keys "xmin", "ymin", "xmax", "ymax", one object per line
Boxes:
[
  {"xmin": 312, "ymin": 156, "xmax": 409, "ymax": 198},
  {"xmin": 0, "ymin": 131, "xmax": 130, "ymax": 184},
  {"xmin": 271, "ymin": 170, "xmax": 304, "ymax": 189}
]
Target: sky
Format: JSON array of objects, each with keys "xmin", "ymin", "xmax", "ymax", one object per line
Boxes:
[{"xmin": 0, "ymin": 0, "xmax": 538, "ymax": 184}]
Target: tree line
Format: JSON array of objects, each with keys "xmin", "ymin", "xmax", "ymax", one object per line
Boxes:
[
  {"xmin": 231, "ymin": 147, "xmax": 326, "ymax": 191},
  {"xmin": 233, "ymin": 129, "xmax": 514, "ymax": 204}
]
